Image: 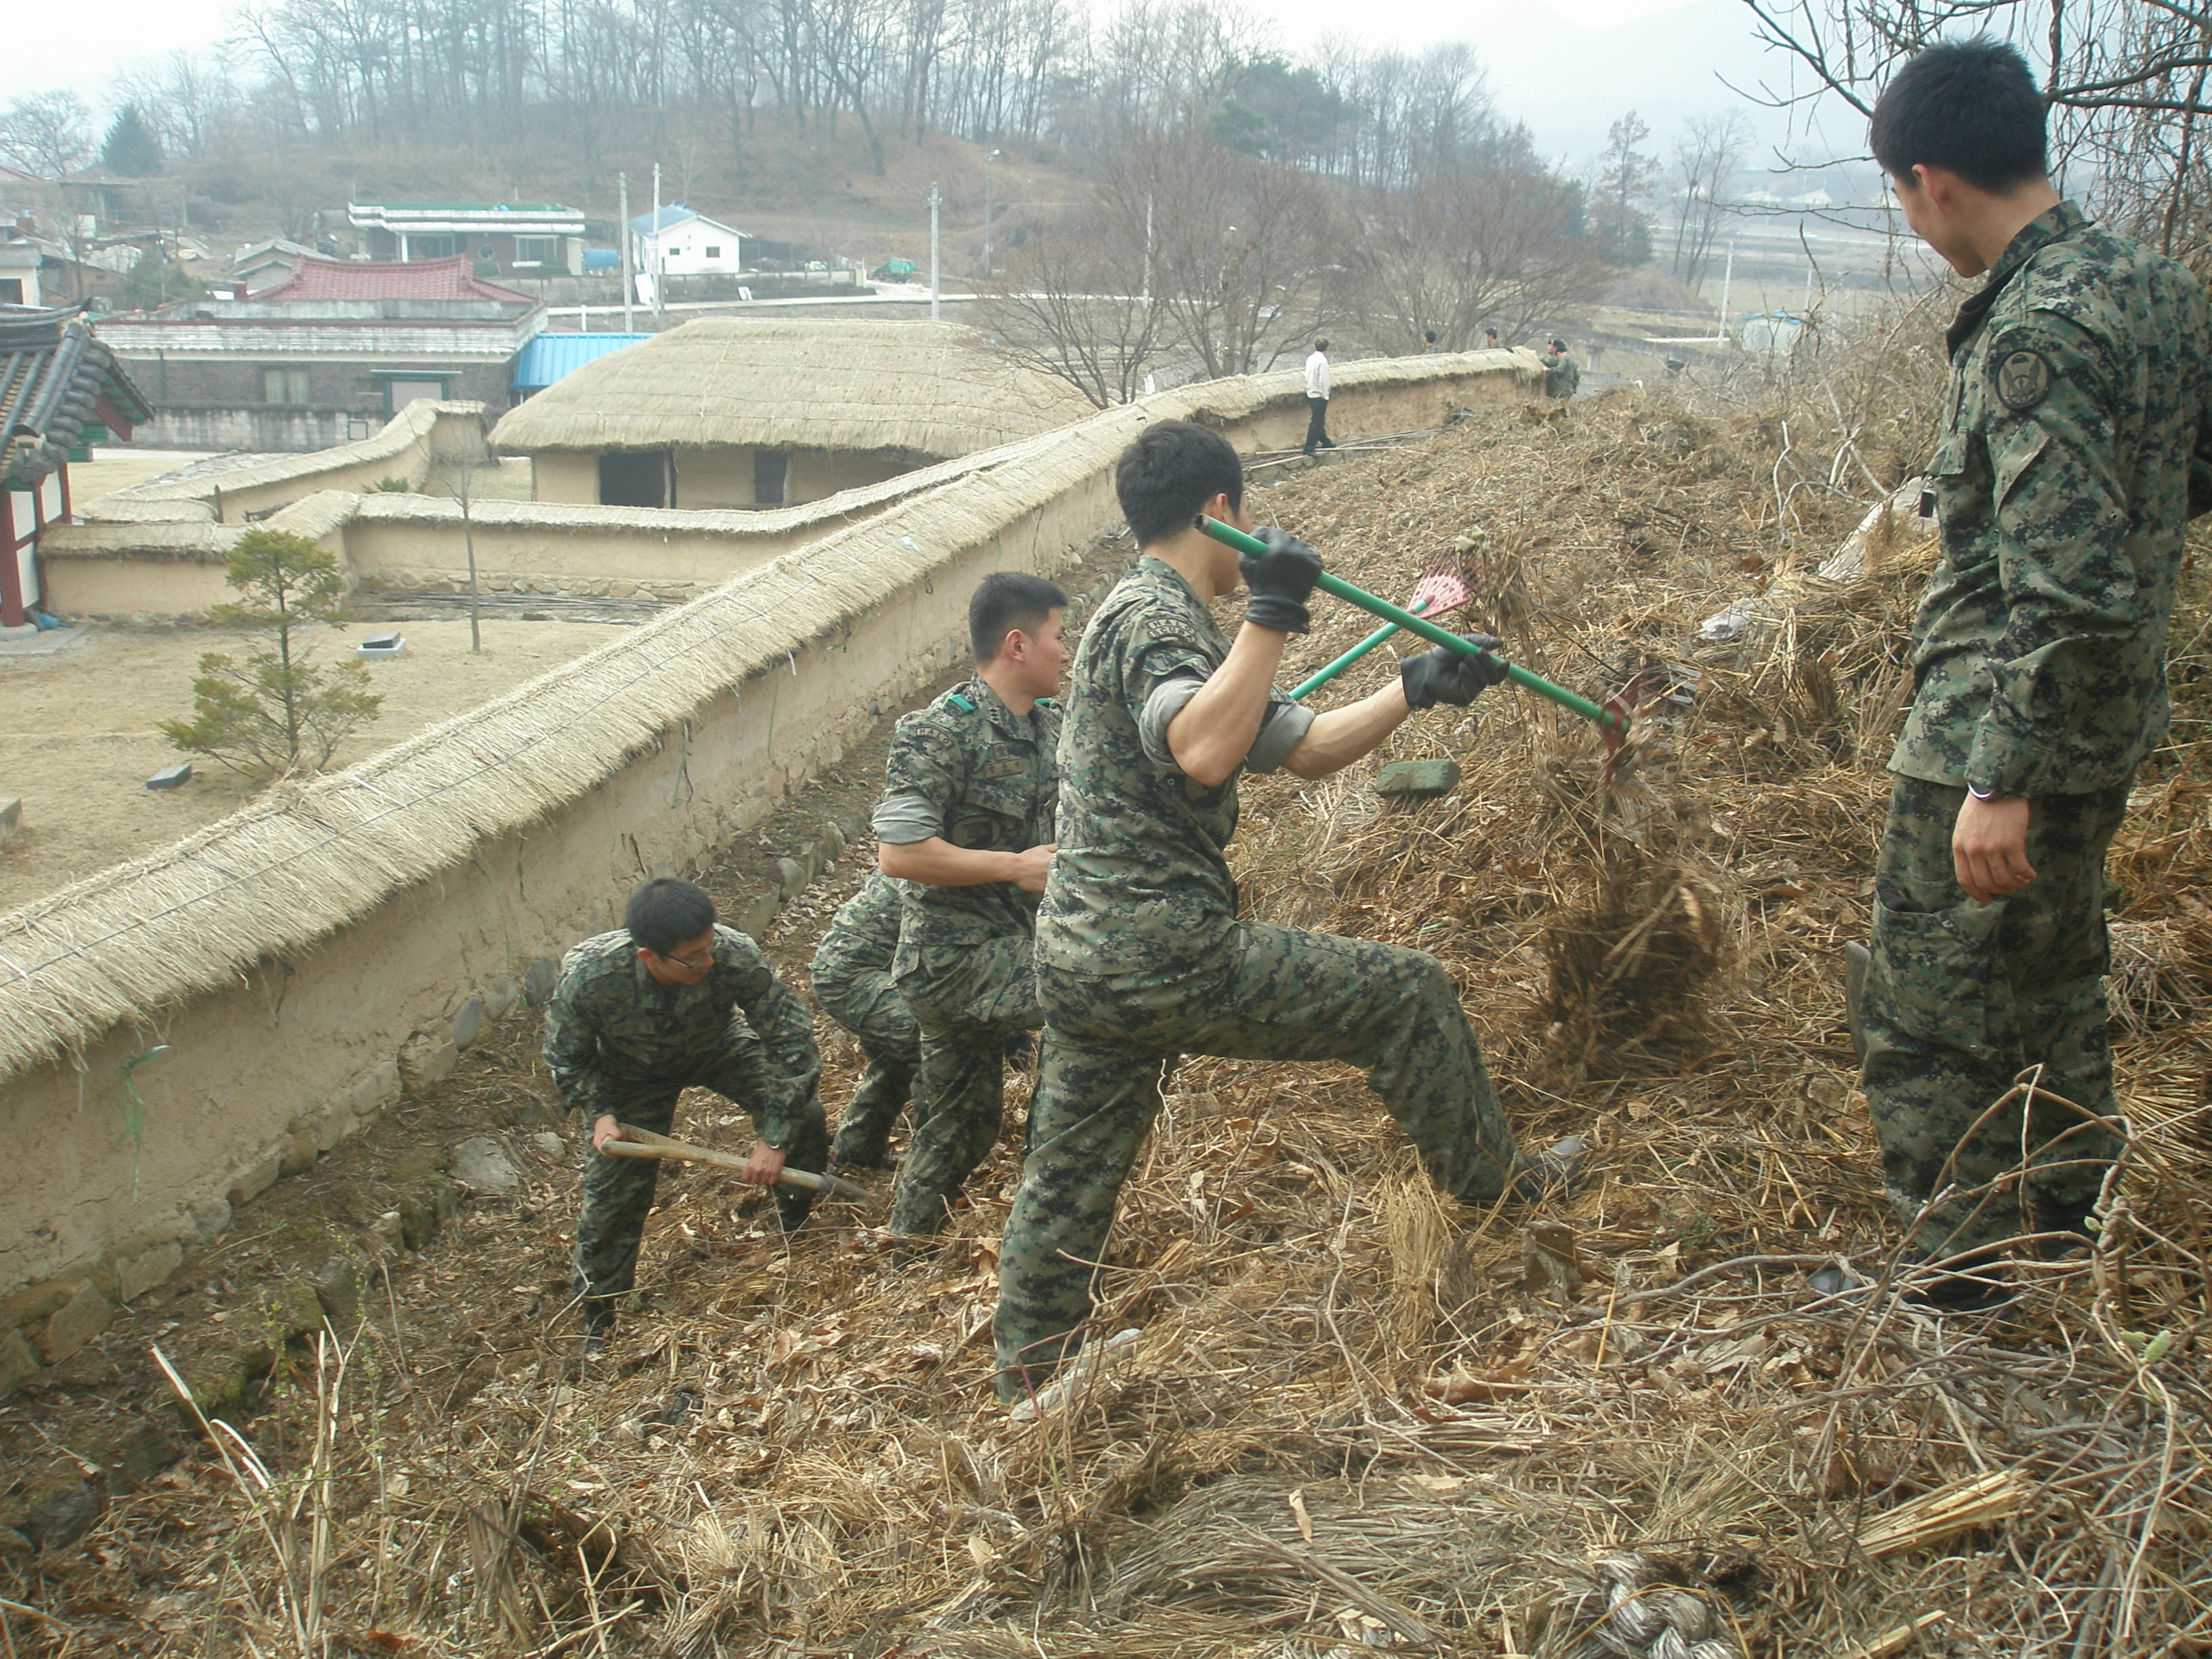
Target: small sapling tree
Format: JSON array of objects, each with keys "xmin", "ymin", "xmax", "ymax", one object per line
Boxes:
[{"xmin": 161, "ymin": 528, "xmax": 382, "ymax": 778}]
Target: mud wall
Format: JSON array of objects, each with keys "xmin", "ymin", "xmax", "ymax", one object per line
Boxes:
[{"xmin": 0, "ymin": 351, "xmax": 1536, "ymax": 1391}]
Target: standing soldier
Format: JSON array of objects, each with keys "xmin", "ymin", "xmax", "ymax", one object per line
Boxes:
[
  {"xmin": 543, "ymin": 877, "xmax": 827, "ymax": 1351},
  {"xmin": 993, "ymin": 420, "xmax": 1580, "ymax": 1397},
  {"xmin": 1540, "ymin": 338, "xmax": 1580, "ymax": 398},
  {"xmin": 1303, "ymin": 338, "xmax": 1335, "ymax": 455},
  {"xmin": 874, "ymin": 573, "xmax": 1069, "ymax": 1242},
  {"xmin": 811, "ymin": 870, "xmax": 918, "ymax": 1170},
  {"xmin": 1859, "ymin": 40, "xmax": 2212, "ymax": 1307}
]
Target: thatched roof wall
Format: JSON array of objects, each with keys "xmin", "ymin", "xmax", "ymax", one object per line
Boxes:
[{"xmin": 487, "ymin": 319, "xmax": 1094, "ymax": 460}]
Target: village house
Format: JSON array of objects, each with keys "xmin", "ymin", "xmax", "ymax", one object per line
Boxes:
[
  {"xmin": 1, "ymin": 304, "xmax": 152, "ymax": 628},
  {"xmin": 629, "ymin": 204, "xmax": 749, "ymax": 279},
  {"xmin": 350, "ymin": 202, "xmax": 586, "ymax": 277},
  {"xmin": 489, "ymin": 317, "xmax": 1092, "ymax": 508},
  {"xmin": 97, "ymin": 254, "xmax": 546, "ymax": 451}
]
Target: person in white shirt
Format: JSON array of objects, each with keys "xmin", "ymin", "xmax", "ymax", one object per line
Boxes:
[{"xmin": 1302, "ymin": 339, "xmax": 1334, "ymax": 456}]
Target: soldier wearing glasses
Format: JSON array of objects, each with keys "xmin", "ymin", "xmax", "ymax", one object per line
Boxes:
[{"xmin": 543, "ymin": 876, "xmax": 827, "ymax": 1348}]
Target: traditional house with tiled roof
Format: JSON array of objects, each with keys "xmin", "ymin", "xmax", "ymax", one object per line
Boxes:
[
  {"xmin": 95, "ymin": 255, "xmax": 544, "ymax": 451},
  {"xmin": 1, "ymin": 305, "xmax": 153, "ymax": 626}
]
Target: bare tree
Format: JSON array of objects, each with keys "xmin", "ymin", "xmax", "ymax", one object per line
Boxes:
[
  {"xmin": 0, "ymin": 91, "xmax": 93, "ymax": 180},
  {"xmin": 1094, "ymin": 129, "xmax": 1351, "ymax": 378},
  {"xmin": 1354, "ymin": 127, "xmax": 1614, "ymax": 346},
  {"xmin": 1734, "ymin": 0, "xmax": 2212, "ymax": 258},
  {"xmin": 1669, "ymin": 112, "xmax": 1748, "ymax": 291},
  {"xmin": 977, "ymin": 214, "xmax": 1164, "ymax": 406}
]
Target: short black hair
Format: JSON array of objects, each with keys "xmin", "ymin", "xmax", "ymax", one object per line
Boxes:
[
  {"xmin": 1114, "ymin": 419, "xmax": 1244, "ymax": 548},
  {"xmin": 1871, "ymin": 39, "xmax": 2048, "ymax": 192},
  {"xmin": 626, "ymin": 876, "xmax": 716, "ymax": 956},
  {"xmin": 1422, "ymin": 329, "xmax": 1438, "ymax": 343},
  {"xmin": 969, "ymin": 571, "xmax": 1067, "ymax": 662},
  {"xmin": 1313, "ymin": 338, "xmax": 1329, "ymax": 351}
]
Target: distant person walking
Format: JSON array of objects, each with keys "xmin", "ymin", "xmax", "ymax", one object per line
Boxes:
[
  {"xmin": 1421, "ymin": 329, "xmax": 1440, "ymax": 351},
  {"xmin": 1541, "ymin": 337, "xmax": 1580, "ymax": 398},
  {"xmin": 1483, "ymin": 327, "xmax": 1500, "ymax": 349},
  {"xmin": 1303, "ymin": 339, "xmax": 1334, "ymax": 455}
]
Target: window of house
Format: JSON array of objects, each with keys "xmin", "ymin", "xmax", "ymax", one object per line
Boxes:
[
  {"xmin": 703, "ymin": 245, "xmax": 721, "ymax": 260},
  {"xmin": 262, "ymin": 367, "xmax": 312, "ymax": 405},
  {"xmin": 0, "ymin": 279, "xmax": 21, "ymax": 305},
  {"xmin": 754, "ymin": 450, "xmax": 790, "ymax": 506},
  {"xmin": 405, "ymin": 234, "xmax": 456, "ymax": 260},
  {"xmin": 514, "ymin": 236, "xmax": 558, "ymax": 266},
  {"xmin": 600, "ymin": 450, "xmax": 672, "ymax": 509}
]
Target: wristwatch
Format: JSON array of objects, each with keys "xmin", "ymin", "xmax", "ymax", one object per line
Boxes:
[{"xmin": 1966, "ymin": 782, "xmax": 1999, "ymax": 801}]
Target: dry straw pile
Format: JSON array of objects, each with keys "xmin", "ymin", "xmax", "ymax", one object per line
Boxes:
[{"xmin": 26, "ymin": 361, "xmax": 2212, "ymax": 1658}]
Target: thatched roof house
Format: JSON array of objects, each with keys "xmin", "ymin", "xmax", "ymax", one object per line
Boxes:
[{"xmin": 489, "ymin": 318, "xmax": 1092, "ymax": 510}]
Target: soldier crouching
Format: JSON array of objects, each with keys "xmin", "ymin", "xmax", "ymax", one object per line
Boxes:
[{"xmin": 542, "ymin": 876, "xmax": 827, "ymax": 1349}]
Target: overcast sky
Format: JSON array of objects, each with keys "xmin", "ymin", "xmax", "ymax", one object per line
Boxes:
[{"xmin": 17, "ymin": 0, "xmax": 1871, "ymax": 182}]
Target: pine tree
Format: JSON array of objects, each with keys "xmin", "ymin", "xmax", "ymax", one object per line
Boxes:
[
  {"xmin": 1591, "ymin": 111, "xmax": 1658, "ymax": 268},
  {"xmin": 100, "ymin": 104, "xmax": 162, "ymax": 176},
  {"xmin": 160, "ymin": 529, "xmax": 383, "ymax": 779}
]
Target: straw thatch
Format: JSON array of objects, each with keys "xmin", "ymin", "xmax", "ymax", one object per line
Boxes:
[{"xmin": 487, "ymin": 319, "xmax": 1099, "ymax": 461}]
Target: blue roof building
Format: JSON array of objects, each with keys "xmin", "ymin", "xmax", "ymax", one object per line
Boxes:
[{"xmin": 511, "ymin": 331, "xmax": 651, "ymax": 395}]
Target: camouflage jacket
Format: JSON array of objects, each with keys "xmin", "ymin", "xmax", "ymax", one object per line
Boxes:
[
  {"xmin": 811, "ymin": 869, "xmax": 905, "ymax": 982},
  {"xmin": 872, "ymin": 675, "xmax": 1061, "ymax": 980},
  {"xmin": 1895, "ymin": 201, "xmax": 2212, "ymax": 798},
  {"xmin": 1036, "ymin": 556, "xmax": 1313, "ymax": 981},
  {"xmin": 540, "ymin": 924, "xmax": 820, "ymax": 1143},
  {"xmin": 1542, "ymin": 351, "xmax": 1579, "ymax": 398}
]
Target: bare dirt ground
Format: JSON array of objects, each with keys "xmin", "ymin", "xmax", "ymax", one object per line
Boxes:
[
  {"xmin": 2, "ymin": 396, "xmax": 2207, "ymax": 1658},
  {"xmin": 0, "ymin": 619, "xmax": 632, "ymax": 914},
  {"xmin": 63, "ymin": 451, "xmax": 223, "ymax": 508}
]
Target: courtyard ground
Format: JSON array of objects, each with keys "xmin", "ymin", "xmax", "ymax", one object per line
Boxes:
[{"xmin": 0, "ymin": 618, "xmax": 634, "ymax": 914}]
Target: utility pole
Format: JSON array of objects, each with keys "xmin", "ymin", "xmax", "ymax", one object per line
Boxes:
[
  {"xmin": 1716, "ymin": 244, "xmax": 1734, "ymax": 342},
  {"xmin": 619, "ymin": 171, "xmax": 634, "ymax": 332},
  {"xmin": 1142, "ymin": 192, "xmax": 1153, "ymax": 303},
  {"xmin": 928, "ymin": 183, "xmax": 941, "ymax": 322},
  {"xmin": 982, "ymin": 149, "xmax": 1000, "ymax": 276},
  {"xmin": 650, "ymin": 162, "xmax": 663, "ymax": 320}
]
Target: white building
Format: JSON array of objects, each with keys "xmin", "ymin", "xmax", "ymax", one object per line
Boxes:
[{"xmin": 628, "ymin": 206, "xmax": 749, "ymax": 278}]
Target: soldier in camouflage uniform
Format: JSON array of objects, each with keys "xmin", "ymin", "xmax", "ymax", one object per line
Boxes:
[
  {"xmin": 811, "ymin": 870, "xmax": 920, "ymax": 1169},
  {"xmin": 993, "ymin": 419, "xmax": 1579, "ymax": 1397},
  {"xmin": 543, "ymin": 877, "xmax": 826, "ymax": 1345},
  {"xmin": 1541, "ymin": 339, "xmax": 1580, "ymax": 399},
  {"xmin": 1861, "ymin": 42, "xmax": 2212, "ymax": 1305},
  {"xmin": 874, "ymin": 573, "xmax": 1069, "ymax": 1240}
]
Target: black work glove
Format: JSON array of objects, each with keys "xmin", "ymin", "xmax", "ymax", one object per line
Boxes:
[
  {"xmin": 1238, "ymin": 528, "xmax": 1323, "ymax": 634},
  {"xmin": 1401, "ymin": 633, "xmax": 1507, "ymax": 710}
]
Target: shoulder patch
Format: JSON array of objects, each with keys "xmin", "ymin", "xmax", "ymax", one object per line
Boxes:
[
  {"xmin": 945, "ymin": 691, "xmax": 975, "ymax": 713},
  {"xmin": 1992, "ymin": 341, "xmax": 2053, "ymax": 412}
]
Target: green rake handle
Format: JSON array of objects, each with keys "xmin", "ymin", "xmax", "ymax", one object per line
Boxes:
[
  {"xmin": 1290, "ymin": 607, "xmax": 1433, "ymax": 701},
  {"xmin": 1197, "ymin": 517, "xmax": 1623, "ymax": 733}
]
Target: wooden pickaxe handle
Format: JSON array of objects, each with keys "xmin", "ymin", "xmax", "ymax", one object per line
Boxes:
[{"xmin": 602, "ymin": 1123, "xmax": 868, "ymax": 1201}]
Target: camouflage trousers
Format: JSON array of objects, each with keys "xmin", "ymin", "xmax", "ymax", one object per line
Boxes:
[
  {"xmin": 888, "ymin": 933, "xmax": 1042, "ymax": 1237},
  {"xmin": 1863, "ymin": 775, "xmax": 2130, "ymax": 1258},
  {"xmin": 994, "ymin": 920, "xmax": 1522, "ymax": 1389},
  {"xmin": 571, "ymin": 1043, "xmax": 829, "ymax": 1311},
  {"xmin": 813, "ymin": 956, "xmax": 920, "ymax": 1170}
]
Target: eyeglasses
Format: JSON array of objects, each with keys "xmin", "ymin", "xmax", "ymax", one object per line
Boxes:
[{"xmin": 659, "ymin": 946, "xmax": 715, "ymax": 970}]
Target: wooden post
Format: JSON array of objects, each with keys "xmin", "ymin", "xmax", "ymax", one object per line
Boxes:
[{"xmin": 0, "ymin": 489, "xmax": 24, "ymax": 628}]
